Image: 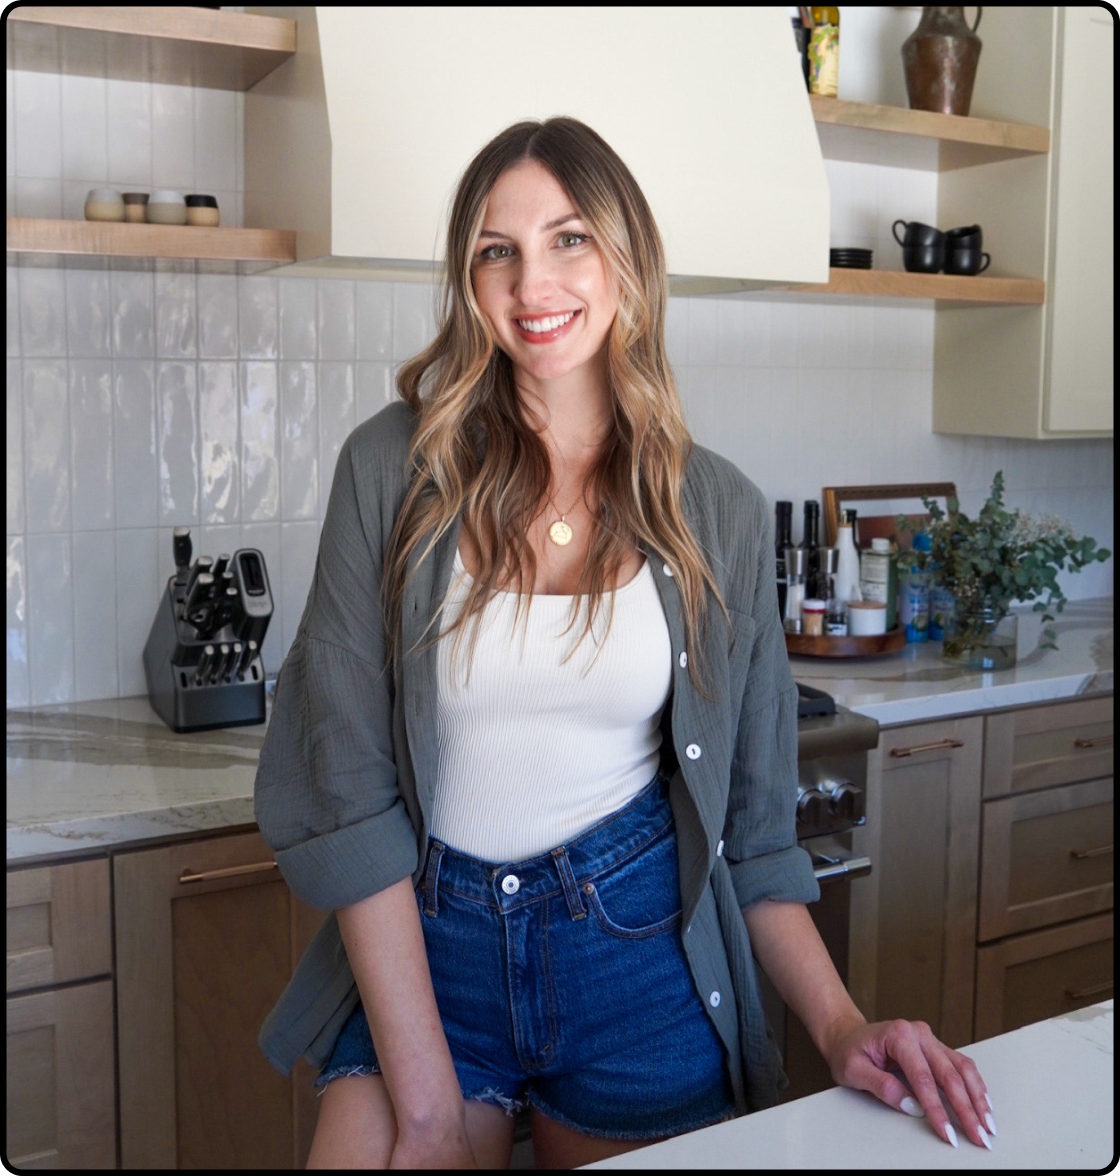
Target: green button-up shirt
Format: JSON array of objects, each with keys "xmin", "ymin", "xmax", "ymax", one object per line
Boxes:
[{"xmin": 254, "ymin": 400, "xmax": 818, "ymax": 1113}]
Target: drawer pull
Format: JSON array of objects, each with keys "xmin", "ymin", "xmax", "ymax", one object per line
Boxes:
[
  {"xmin": 179, "ymin": 861, "xmax": 278, "ymax": 884},
  {"xmin": 889, "ymin": 738, "xmax": 964, "ymax": 759},
  {"xmin": 1064, "ymin": 980, "xmax": 1113, "ymax": 1001},
  {"xmin": 1074, "ymin": 735, "xmax": 1113, "ymax": 749},
  {"xmin": 1069, "ymin": 844, "xmax": 1113, "ymax": 861}
]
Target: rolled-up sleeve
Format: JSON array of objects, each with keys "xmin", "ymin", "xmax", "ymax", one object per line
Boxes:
[
  {"xmin": 721, "ymin": 485, "xmax": 819, "ymax": 912},
  {"xmin": 254, "ymin": 415, "xmax": 418, "ymax": 910}
]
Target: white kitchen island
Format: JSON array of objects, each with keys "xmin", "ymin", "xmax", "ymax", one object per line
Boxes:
[{"xmin": 585, "ymin": 1001, "xmax": 1114, "ymax": 1170}]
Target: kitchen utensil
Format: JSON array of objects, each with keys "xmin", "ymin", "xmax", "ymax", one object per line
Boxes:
[
  {"xmin": 944, "ymin": 247, "xmax": 990, "ymax": 275},
  {"xmin": 173, "ymin": 528, "xmax": 192, "ymax": 587},
  {"xmin": 184, "ymin": 573, "xmax": 215, "ymax": 627},
  {"xmin": 892, "ymin": 219, "xmax": 943, "ymax": 248},
  {"xmin": 902, "ymin": 6, "xmax": 983, "ymax": 118},
  {"xmin": 185, "ymin": 555, "xmax": 214, "ymax": 599}
]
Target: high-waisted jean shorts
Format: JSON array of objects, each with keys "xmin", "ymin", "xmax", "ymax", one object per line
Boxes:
[{"xmin": 316, "ymin": 776, "xmax": 736, "ymax": 1140}]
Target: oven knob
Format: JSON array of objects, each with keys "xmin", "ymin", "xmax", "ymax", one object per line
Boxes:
[
  {"xmin": 796, "ymin": 786, "xmax": 830, "ymax": 827},
  {"xmin": 828, "ymin": 783, "xmax": 865, "ymax": 824}
]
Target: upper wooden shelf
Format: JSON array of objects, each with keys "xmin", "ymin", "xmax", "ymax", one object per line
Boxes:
[
  {"xmin": 810, "ymin": 95, "xmax": 1050, "ymax": 171},
  {"xmin": 6, "ymin": 217, "xmax": 296, "ymax": 264},
  {"xmin": 5, "ymin": 6, "xmax": 296, "ymax": 91},
  {"xmin": 775, "ymin": 268, "xmax": 1045, "ymax": 306}
]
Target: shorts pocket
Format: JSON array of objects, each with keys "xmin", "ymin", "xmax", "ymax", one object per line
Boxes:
[{"xmin": 583, "ymin": 825, "xmax": 683, "ymax": 940}]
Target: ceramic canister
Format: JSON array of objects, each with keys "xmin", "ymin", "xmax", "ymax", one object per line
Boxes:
[
  {"xmin": 84, "ymin": 188, "xmax": 125, "ymax": 222},
  {"xmin": 185, "ymin": 194, "xmax": 220, "ymax": 227},
  {"xmin": 147, "ymin": 190, "xmax": 188, "ymax": 225}
]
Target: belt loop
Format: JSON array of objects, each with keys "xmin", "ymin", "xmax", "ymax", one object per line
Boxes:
[
  {"xmin": 423, "ymin": 841, "xmax": 445, "ymax": 917},
  {"xmin": 552, "ymin": 848, "xmax": 587, "ymax": 921}
]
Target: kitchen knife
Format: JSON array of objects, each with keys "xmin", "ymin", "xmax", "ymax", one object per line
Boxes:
[
  {"xmin": 206, "ymin": 587, "xmax": 241, "ymax": 637},
  {"xmin": 173, "ymin": 528, "xmax": 192, "ymax": 589},
  {"xmin": 222, "ymin": 642, "xmax": 243, "ymax": 683},
  {"xmin": 184, "ymin": 556, "xmax": 214, "ymax": 602},
  {"xmin": 210, "ymin": 643, "xmax": 231, "ymax": 685},
  {"xmin": 237, "ymin": 639, "xmax": 258, "ymax": 679},
  {"xmin": 212, "ymin": 553, "xmax": 231, "ymax": 579},
  {"xmin": 193, "ymin": 644, "xmax": 216, "ymax": 687},
  {"xmin": 184, "ymin": 572, "xmax": 215, "ymax": 628}
]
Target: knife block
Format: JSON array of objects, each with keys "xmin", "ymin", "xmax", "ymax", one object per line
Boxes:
[{"xmin": 142, "ymin": 549, "xmax": 272, "ymax": 733}]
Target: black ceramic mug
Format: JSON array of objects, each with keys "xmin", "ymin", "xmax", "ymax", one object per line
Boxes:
[
  {"xmin": 944, "ymin": 224, "xmax": 990, "ymax": 274},
  {"xmin": 892, "ymin": 219, "xmax": 944, "ymax": 248},
  {"xmin": 902, "ymin": 242, "xmax": 947, "ymax": 273}
]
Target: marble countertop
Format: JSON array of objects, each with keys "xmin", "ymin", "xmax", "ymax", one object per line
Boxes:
[
  {"xmin": 790, "ymin": 598, "xmax": 1112, "ymax": 726},
  {"xmin": 7, "ymin": 599, "xmax": 1112, "ymax": 864},
  {"xmin": 586, "ymin": 1000, "xmax": 1114, "ymax": 1170}
]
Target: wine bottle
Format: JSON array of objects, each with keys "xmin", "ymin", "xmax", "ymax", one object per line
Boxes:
[
  {"xmin": 775, "ymin": 501, "xmax": 793, "ymax": 620},
  {"xmin": 800, "ymin": 500, "xmax": 822, "ymax": 601}
]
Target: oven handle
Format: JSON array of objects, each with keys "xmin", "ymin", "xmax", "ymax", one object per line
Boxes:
[{"xmin": 812, "ymin": 855, "xmax": 872, "ymax": 882}]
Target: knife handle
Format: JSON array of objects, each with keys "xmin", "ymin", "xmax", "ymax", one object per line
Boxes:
[
  {"xmin": 185, "ymin": 556, "xmax": 214, "ymax": 601},
  {"xmin": 212, "ymin": 553, "xmax": 231, "ymax": 579},
  {"xmin": 185, "ymin": 573, "xmax": 215, "ymax": 626},
  {"xmin": 193, "ymin": 644, "xmax": 216, "ymax": 686},
  {"xmin": 238, "ymin": 639, "xmax": 258, "ymax": 680},
  {"xmin": 173, "ymin": 528, "xmax": 192, "ymax": 579}
]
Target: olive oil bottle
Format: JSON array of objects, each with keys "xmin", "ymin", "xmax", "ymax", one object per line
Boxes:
[{"xmin": 809, "ymin": 6, "xmax": 840, "ymax": 97}]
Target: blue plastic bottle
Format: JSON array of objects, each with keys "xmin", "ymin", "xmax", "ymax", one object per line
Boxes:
[{"xmin": 901, "ymin": 533, "xmax": 932, "ymax": 642}]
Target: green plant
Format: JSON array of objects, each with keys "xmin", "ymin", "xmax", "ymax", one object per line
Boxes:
[{"xmin": 899, "ymin": 472, "xmax": 1111, "ymax": 650}]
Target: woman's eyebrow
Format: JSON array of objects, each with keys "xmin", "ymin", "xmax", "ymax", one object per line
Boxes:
[{"xmin": 478, "ymin": 213, "xmax": 581, "ymax": 240}]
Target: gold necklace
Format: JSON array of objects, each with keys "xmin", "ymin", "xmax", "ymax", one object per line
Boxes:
[{"xmin": 545, "ymin": 488, "xmax": 582, "ymax": 547}]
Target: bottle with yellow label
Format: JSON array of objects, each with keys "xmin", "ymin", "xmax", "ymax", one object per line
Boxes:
[{"xmin": 809, "ymin": 6, "xmax": 840, "ymax": 98}]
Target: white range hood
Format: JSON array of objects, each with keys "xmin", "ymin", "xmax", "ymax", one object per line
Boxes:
[{"xmin": 245, "ymin": 7, "xmax": 829, "ymax": 293}]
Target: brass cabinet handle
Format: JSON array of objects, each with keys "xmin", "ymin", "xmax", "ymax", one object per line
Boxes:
[
  {"xmin": 889, "ymin": 738, "xmax": 964, "ymax": 759},
  {"xmin": 1069, "ymin": 845, "xmax": 1113, "ymax": 860},
  {"xmin": 1065, "ymin": 980, "xmax": 1113, "ymax": 1001},
  {"xmin": 179, "ymin": 861, "xmax": 278, "ymax": 884},
  {"xmin": 1074, "ymin": 735, "xmax": 1113, "ymax": 749}
]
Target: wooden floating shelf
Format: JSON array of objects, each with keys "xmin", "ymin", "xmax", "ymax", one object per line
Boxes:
[
  {"xmin": 6, "ymin": 218, "xmax": 296, "ymax": 264},
  {"xmin": 778, "ymin": 268, "xmax": 1045, "ymax": 306},
  {"xmin": 5, "ymin": 6, "xmax": 296, "ymax": 91}
]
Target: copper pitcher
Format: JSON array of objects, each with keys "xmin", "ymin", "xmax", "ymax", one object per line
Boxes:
[{"xmin": 902, "ymin": 7, "xmax": 982, "ymax": 117}]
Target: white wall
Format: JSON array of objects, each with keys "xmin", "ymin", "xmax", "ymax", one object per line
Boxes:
[{"xmin": 5, "ymin": 9, "xmax": 1113, "ymax": 707}]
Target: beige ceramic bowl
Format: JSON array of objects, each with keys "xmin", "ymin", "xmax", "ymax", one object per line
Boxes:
[
  {"xmin": 84, "ymin": 188, "xmax": 125, "ymax": 222},
  {"xmin": 147, "ymin": 190, "xmax": 187, "ymax": 226}
]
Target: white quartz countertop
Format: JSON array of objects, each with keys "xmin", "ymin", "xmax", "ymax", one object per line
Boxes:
[
  {"xmin": 585, "ymin": 1001, "xmax": 1114, "ymax": 1170},
  {"xmin": 789, "ymin": 598, "xmax": 1112, "ymax": 726}
]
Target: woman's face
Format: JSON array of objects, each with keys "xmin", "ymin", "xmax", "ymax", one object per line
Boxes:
[{"xmin": 470, "ymin": 159, "xmax": 618, "ymax": 389}]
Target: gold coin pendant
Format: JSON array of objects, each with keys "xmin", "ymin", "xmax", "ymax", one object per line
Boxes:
[{"xmin": 548, "ymin": 519, "xmax": 574, "ymax": 547}]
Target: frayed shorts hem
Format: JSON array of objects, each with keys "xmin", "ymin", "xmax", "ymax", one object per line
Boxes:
[
  {"xmin": 313, "ymin": 1065, "xmax": 527, "ymax": 1118},
  {"xmin": 525, "ymin": 1090, "xmax": 738, "ymax": 1142}
]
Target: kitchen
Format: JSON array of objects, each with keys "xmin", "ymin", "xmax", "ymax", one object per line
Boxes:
[{"xmin": 5, "ymin": 5, "xmax": 1113, "ymax": 1170}]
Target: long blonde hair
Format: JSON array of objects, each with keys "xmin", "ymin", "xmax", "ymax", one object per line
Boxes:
[{"xmin": 383, "ymin": 117, "xmax": 724, "ymax": 688}]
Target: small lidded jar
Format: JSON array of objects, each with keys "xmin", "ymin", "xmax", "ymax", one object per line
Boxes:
[
  {"xmin": 185, "ymin": 194, "xmax": 220, "ymax": 227},
  {"xmin": 122, "ymin": 192, "xmax": 149, "ymax": 223},
  {"xmin": 147, "ymin": 190, "xmax": 188, "ymax": 226},
  {"xmin": 84, "ymin": 188, "xmax": 125, "ymax": 222},
  {"xmin": 801, "ymin": 598, "xmax": 826, "ymax": 637}
]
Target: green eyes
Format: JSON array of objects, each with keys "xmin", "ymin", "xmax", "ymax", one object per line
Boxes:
[{"xmin": 475, "ymin": 232, "xmax": 590, "ymax": 262}]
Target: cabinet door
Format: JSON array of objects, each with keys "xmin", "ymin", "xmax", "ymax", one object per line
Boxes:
[
  {"xmin": 114, "ymin": 830, "xmax": 326, "ymax": 1169},
  {"xmin": 848, "ymin": 717, "xmax": 983, "ymax": 1047},
  {"xmin": 6, "ymin": 980, "xmax": 116, "ymax": 1168}
]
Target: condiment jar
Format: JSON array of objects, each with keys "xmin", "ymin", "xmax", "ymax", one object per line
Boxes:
[
  {"xmin": 147, "ymin": 190, "xmax": 188, "ymax": 226},
  {"xmin": 122, "ymin": 193, "xmax": 149, "ymax": 223},
  {"xmin": 84, "ymin": 188, "xmax": 125, "ymax": 222},
  {"xmin": 801, "ymin": 598, "xmax": 826, "ymax": 637},
  {"xmin": 185, "ymin": 194, "xmax": 220, "ymax": 227}
]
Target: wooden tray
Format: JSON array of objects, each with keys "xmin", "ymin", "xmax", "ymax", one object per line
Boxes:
[{"xmin": 785, "ymin": 627, "xmax": 907, "ymax": 658}]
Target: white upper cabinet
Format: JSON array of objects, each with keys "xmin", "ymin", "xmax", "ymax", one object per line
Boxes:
[
  {"xmin": 934, "ymin": 6, "xmax": 1113, "ymax": 439},
  {"xmin": 244, "ymin": 7, "xmax": 829, "ymax": 292}
]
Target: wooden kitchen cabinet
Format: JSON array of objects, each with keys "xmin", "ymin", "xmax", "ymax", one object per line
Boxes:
[
  {"xmin": 114, "ymin": 829, "xmax": 326, "ymax": 1169},
  {"xmin": 6, "ymin": 857, "xmax": 116, "ymax": 1168}
]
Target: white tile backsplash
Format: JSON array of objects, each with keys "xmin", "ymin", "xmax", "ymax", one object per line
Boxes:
[{"xmin": 5, "ymin": 60, "xmax": 1113, "ymax": 707}]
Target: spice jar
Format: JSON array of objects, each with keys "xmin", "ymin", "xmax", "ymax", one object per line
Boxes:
[
  {"xmin": 185, "ymin": 194, "xmax": 220, "ymax": 227},
  {"xmin": 801, "ymin": 598, "xmax": 826, "ymax": 637},
  {"xmin": 84, "ymin": 189, "xmax": 125, "ymax": 222}
]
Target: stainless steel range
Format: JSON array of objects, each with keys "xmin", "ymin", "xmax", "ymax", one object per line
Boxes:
[{"xmin": 760, "ymin": 682, "xmax": 880, "ymax": 1102}]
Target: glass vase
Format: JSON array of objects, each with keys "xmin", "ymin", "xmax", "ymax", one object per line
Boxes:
[{"xmin": 941, "ymin": 598, "xmax": 1018, "ymax": 670}]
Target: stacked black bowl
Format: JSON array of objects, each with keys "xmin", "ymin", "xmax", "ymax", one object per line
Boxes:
[{"xmin": 829, "ymin": 248, "xmax": 873, "ymax": 269}]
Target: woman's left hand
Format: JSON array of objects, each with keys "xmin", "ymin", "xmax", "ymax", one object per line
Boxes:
[{"xmin": 822, "ymin": 1013, "xmax": 996, "ymax": 1150}]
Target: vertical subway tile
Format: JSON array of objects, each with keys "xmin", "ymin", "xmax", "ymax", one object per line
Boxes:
[
  {"xmin": 356, "ymin": 361, "xmax": 393, "ymax": 423},
  {"xmin": 69, "ymin": 358, "xmax": 115, "ymax": 530},
  {"xmin": 7, "ymin": 268, "xmax": 20, "ymax": 358},
  {"xmin": 279, "ymin": 361, "xmax": 318, "ymax": 520},
  {"xmin": 665, "ymin": 296, "xmax": 689, "ymax": 369},
  {"xmin": 741, "ymin": 301, "xmax": 772, "ymax": 368},
  {"xmin": 196, "ymin": 523, "xmax": 242, "ymax": 566},
  {"xmin": 356, "ymin": 282, "xmax": 394, "ymax": 360},
  {"xmin": 318, "ymin": 362, "xmax": 355, "ymax": 513},
  {"xmin": 65, "ymin": 267, "xmax": 112, "ymax": 358},
  {"xmin": 7, "ymin": 358, "xmax": 24, "ymax": 534},
  {"xmin": 72, "ymin": 531, "xmax": 119, "ymax": 702},
  {"xmin": 769, "ymin": 300, "xmax": 799, "ymax": 367},
  {"xmin": 240, "ymin": 521, "xmax": 283, "ymax": 673},
  {"xmin": 717, "ymin": 299, "xmax": 750, "ymax": 368},
  {"xmin": 115, "ymin": 527, "xmax": 159, "ymax": 697},
  {"xmin": 241, "ymin": 361, "xmax": 279, "ymax": 521},
  {"xmin": 279, "ymin": 277, "xmax": 317, "ymax": 359},
  {"xmin": 20, "ymin": 266, "xmax": 67, "ymax": 356},
  {"xmin": 111, "ymin": 269, "xmax": 155, "ymax": 357},
  {"xmin": 113, "ymin": 359, "xmax": 157, "ymax": 528},
  {"xmin": 27, "ymin": 532, "xmax": 75, "ymax": 705},
  {"xmin": 23, "ymin": 359, "xmax": 71, "ymax": 533},
  {"xmin": 280, "ymin": 520, "xmax": 320, "ymax": 662},
  {"xmin": 155, "ymin": 269, "xmax": 197, "ymax": 358},
  {"xmin": 197, "ymin": 273, "xmax": 238, "ymax": 358},
  {"xmin": 7, "ymin": 536, "xmax": 30, "ymax": 708},
  {"xmin": 318, "ymin": 280, "xmax": 356, "ymax": 360},
  {"xmin": 14, "ymin": 68, "xmax": 62, "ymax": 181},
  {"xmin": 193, "ymin": 87, "xmax": 238, "ymax": 192},
  {"xmin": 687, "ymin": 296, "xmax": 719, "ymax": 366},
  {"xmin": 238, "ymin": 275, "xmax": 279, "ymax": 359},
  {"xmin": 198, "ymin": 361, "xmax": 240, "ymax": 524},
  {"xmin": 106, "ymin": 78, "xmax": 152, "ymax": 187},
  {"xmin": 391, "ymin": 282, "xmax": 436, "ymax": 362},
  {"xmin": 60, "ymin": 73, "xmax": 108, "ymax": 183},
  {"xmin": 157, "ymin": 361, "xmax": 199, "ymax": 525},
  {"xmin": 13, "ymin": 176, "xmax": 62, "ymax": 219},
  {"xmin": 151, "ymin": 82, "xmax": 195, "ymax": 190}
]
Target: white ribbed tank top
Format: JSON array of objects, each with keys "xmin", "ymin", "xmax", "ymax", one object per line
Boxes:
[{"xmin": 429, "ymin": 551, "xmax": 673, "ymax": 862}]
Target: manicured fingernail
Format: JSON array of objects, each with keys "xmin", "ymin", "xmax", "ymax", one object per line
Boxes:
[
  {"xmin": 900, "ymin": 1097, "xmax": 925, "ymax": 1118},
  {"xmin": 978, "ymin": 1126, "xmax": 992, "ymax": 1150},
  {"xmin": 944, "ymin": 1123, "xmax": 959, "ymax": 1148},
  {"xmin": 985, "ymin": 1092, "xmax": 994, "ymax": 1113},
  {"xmin": 985, "ymin": 1111, "xmax": 997, "ymax": 1137}
]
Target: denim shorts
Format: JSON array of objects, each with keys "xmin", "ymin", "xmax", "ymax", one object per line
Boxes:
[{"xmin": 316, "ymin": 776, "xmax": 736, "ymax": 1140}]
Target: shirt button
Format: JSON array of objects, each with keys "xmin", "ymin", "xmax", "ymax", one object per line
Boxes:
[
  {"xmin": 686, "ymin": 743, "xmax": 702, "ymax": 760},
  {"xmin": 716, "ymin": 839, "xmax": 725, "ymax": 857},
  {"xmin": 662, "ymin": 563, "xmax": 674, "ymax": 577},
  {"xmin": 501, "ymin": 875, "xmax": 520, "ymax": 895},
  {"xmin": 709, "ymin": 991, "xmax": 721, "ymax": 1008},
  {"xmin": 678, "ymin": 651, "xmax": 688, "ymax": 668}
]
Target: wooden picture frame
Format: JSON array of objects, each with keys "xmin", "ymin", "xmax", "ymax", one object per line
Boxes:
[{"xmin": 822, "ymin": 482, "xmax": 957, "ymax": 549}]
